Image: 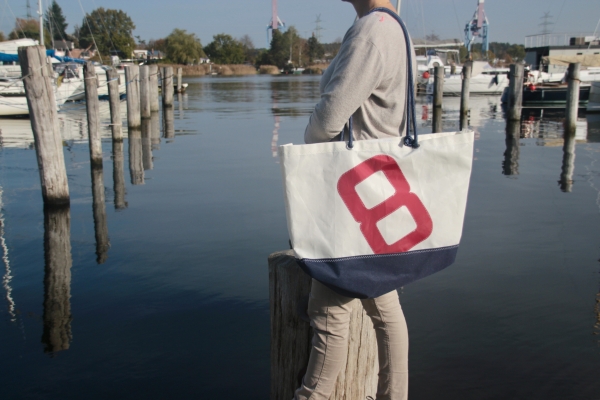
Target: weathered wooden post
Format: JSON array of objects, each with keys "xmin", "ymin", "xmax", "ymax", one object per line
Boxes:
[
  {"xmin": 162, "ymin": 66, "xmax": 174, "ymax": 108},
  {"xmin": 565, "ymin": 62, "xmax": 581, "ymax": 136},
  {"xmin": 128, "ymin": 129, "xmax": 144, "ymax": 185},
  {"xmin": 460, "ymin": 63, "xmax": 472, "ymax": 131},
  {"xmin": 83, "ymin": 61, "xmax": 103, "ymax": 167},
  {"xmin": 560, "ymin": 129, "xmax": 576, "ymax": 192},
  {"xmin": 106, "ymin": 68, "xmax": 123, "ymax": 141},
  {"xmin": 149, "ymin": 65, "xmax": 160, "ymax": 113},
  {"xmin": 140, "ymin": 66, "xmax": 151, "ymax": 119},
  {"xmin": 176, "ymin": 67, "xmax": 183, "ymax": 93},
  {"xmin": 112, "ymin": 140, "xmax": 127, "ymax": 210},
  {"xmin": 91, "ymin": 166, "xmax": 110, "ymax": 264},
  {"xmin": 18, "ymin": 45, "xmax": 69, "ymax": 206},
  {"xmin": 503, "ymin": 120, "xmax": 520, "ymax": 176},
  {"xmin": 269, "ymin": 250, "xmax": 378, "ymax": 400},
  {"xmin": 507, "ymin": 64, "xmax": 524, "ymax": 121},
  {"xmin": 125, "ymin": 65, "xmax": 141, "ymax": 130},
  {"xmin": 163, "ymin": 106, "xmax": 175, "ymax": 140},
  {"xmin": 141, "ymin": 118, "xmax": 153, "ymax": 171},
  {"xmin": 432, "ymin": 65, "xmax": 444, "ymax": 133},
  {"xmin": 178, "ymin": 93, "xmax": 184, "ymax": 119},
  {"xmin": 42, "ymin": 205, "xmax": 72, "ymax": 353}
]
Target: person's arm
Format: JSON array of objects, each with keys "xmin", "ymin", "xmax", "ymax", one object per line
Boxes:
[{"xmin": 304, "ymin": 36, "xmax": 385, "ymax": 144}]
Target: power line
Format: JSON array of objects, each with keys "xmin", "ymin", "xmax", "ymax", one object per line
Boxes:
[
  {"xmin": 539, "ymin": 12, "xmax": 554, "ymax": 35},
  {"xmin": 26, "ymin": 0, "xmax": 31, "ymax": 19},
  {"xmin": 314, "ymin": 14, "xmax": 323, "ymax": 42}
]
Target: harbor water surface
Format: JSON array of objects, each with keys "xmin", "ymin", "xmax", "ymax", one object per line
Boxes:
[{"xmin": 0, "ymin": 75, "xmax": 599, "ymax": 399}]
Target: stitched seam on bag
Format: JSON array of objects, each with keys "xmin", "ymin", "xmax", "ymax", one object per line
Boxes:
[{"xmin": 300, "ymin": 244, "xmax": 458, "ymax": 263}]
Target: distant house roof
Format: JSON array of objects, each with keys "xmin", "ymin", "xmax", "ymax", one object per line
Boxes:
[
  {"xmin": 54, "ymin": 40, "xmax": 74, "ymax": 51},
  {"xmin": 412, "ymin": 39, "xmax": 463, "ymax": 48}
]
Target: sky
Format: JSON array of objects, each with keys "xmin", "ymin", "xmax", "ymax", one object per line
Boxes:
[{"xmin": 0, "ymin": 0, "xmax": 599, "ymax": 48}]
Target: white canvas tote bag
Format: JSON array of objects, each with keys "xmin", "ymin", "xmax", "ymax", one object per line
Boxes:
[{"xmin": 279, "ymin": 8, "xmax": 474, "ymax": 298}]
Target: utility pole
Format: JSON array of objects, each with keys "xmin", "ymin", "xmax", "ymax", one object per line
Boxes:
[
  {"xmin": 38, "ymin": 0, "xmax": 44, "ymax": 46},
  {"xmin": 315, "ymin": 14, "xmax": 323, "ymax": 42},
  {"xmin": 26, "ymin": 0, "xmax": 32, "ymax": 19},
  {"xmin": 539, "ymin": 12, "xmax": 554, "ymax": 35}
]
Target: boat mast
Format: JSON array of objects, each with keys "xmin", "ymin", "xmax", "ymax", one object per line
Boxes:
[
  {"xmin": 396, "ymin": 0, "xmax": 401, "ymax": 14},
  {"xmin": 38, "ymin": 0, "xmax": 44, "ymax": 46}
]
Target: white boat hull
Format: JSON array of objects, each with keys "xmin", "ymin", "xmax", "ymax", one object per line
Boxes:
[
  {"xmin": 426, "ymin": 73, "xmax": 509, "ymax": 96},
  {"xmin": 588, "ymin": 81, "xmax": 600, "ymax": 113}
]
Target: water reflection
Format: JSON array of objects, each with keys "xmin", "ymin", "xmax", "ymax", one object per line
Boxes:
[
  {"xmin": 42, "ymin": 205, "xmax": 72, "ymax": 354},
  {"xmin": 151, "ymin": 112, "xmax": 161, "ymax": 150},
  {"xmin": 560, "ymin": 132, "xmax": 576, "ymax": 192},
  {"xmin": 128, "ymin": 129, "xmax": 144, "ymax": 185},
  {"xmin": 0, "ymin": 187, "xmax": 16, "ymax": 322},
  {"xmin": 178, "ymin": 93, "xmax": 184, "ymax": 120},
  {"xmin": 503, "ymin": 120, "xmax": 521, "ymax": 176},
  {"xmin": 163, "ymin": 107, "xmax": 175, "ymax": 140},
  {"xmin": 91, "ymin": 166, "xmax": 110, "ymax": 264},
  {"xmin": 112, "ymin": 140, "xmax": 128, "ymax": 210},
  {"xmin": 141, "ymin": 119, "xmax": 153, "ymax": 171}
]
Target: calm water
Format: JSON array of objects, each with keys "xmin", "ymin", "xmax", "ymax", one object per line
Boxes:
[{"xmin": 0, "ymin": 75, "xmax": 599, "ymax": 399}]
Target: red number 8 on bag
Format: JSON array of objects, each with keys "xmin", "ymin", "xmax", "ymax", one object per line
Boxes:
[{"xmin": 337, "ymin": 155, "xmax": 433, "ymax": 254}]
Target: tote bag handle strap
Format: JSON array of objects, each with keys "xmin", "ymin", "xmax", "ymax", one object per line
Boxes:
[{"xmin": 341, "ymin": 7, "xmax": 419, "ymax": 149}]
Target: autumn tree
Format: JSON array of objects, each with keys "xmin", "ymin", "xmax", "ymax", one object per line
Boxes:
[
  {"xmin": 239, "ymin": 34, "xmax": 256, "ymax": 63},
  {"xmin": 165, "ymin": 29, "xmax": 205, "ymax": 64},
  {"xmin": 45, "ymin": 1, "xmax": 68, "ymax": 41},
  {"xmin": 78, "ymin": 8, "xmax": 135, "ymax": 57},
  {"xmin": 0, "ymin": 31, "xmax": 5, "ymax": 42},
  {"xmin": 8, "ymin": 19, "xmax": 51, "ymax": 46},
  {"xmin": 204, "ymin": 34, "xmax": 245, "ymax": 64}
]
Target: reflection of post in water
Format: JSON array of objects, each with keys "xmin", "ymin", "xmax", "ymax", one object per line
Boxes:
[
  {"xmin": 163, "ymin": 106, "xmax": 175, "ymax": 140},
  {"xmin": 128, "ymin": 129, "xmax": 144, "ymax": 185},
  {"xmin": 42, "ymin": 205, "xmax": 73, "ymax": 353},
  {"xmin": 503, "ymin": 120, "xmax": 521, "ymax": 176},
  {"xmin": 112, "ymin": 140, "xmax": 127, "ymax": 209},
  {"xmin": 0, "ymin": 188, "xmax": 17, "ymax": 322},
  {"xmin": 595, "ymin": 287, "xmax": 600, "ymax": 339},
  {"xmin": 151, "ymin": 112, "xmax": 160, "ymax": 150},
  {"xmin": 559, "ymin": 131, "xmax": 576, "ymax": 192},
  {"xmin": 178, "ymin": 93, "xmax": 184, "ymax": 120},
  {"xmin": 91, "ymin": 166, "xmax": 110, "ymax": 264},
  {"xmin": 141, "ymin": 118, "xmax": 153, "ymax": 171},
  {"xmin": 271, "ymin": 115, "xmax": 280, "ymax": 159}
]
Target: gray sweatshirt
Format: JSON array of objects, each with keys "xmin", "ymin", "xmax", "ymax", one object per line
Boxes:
[{"xmin": 304, "ymin": 11, "xmax": 416, "ymax": 144}]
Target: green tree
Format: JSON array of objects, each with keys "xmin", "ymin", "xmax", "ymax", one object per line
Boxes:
[
  {"xmin": 45, "ymin": 0, "xmax": 68, "ymax": 41},
  {"xmin": 306, "ymin": 35, "xmax": 324, "ymax": 63},
  {"xmin": 8, "ymin": 18, "xmax": 51, "ymax": 47},
  {"xmin": 78, "ymin": 8, "xmax": 135, "ymax": 57},
  {"xmin": 204, "ymin": 34, "xmax": 245, "ymax": 64},
  {"xmin": 165, "ymin": 29, "xmax": 205, "ymax": 64}
]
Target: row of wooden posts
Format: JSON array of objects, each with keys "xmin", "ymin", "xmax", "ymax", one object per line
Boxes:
[
  {"xmin": 18, "ymin": 45, "xmax": 185, "ymax": 207},
  {"xmin": 269, "ymin": 62, "xmax": 585, "ymax": 399}
]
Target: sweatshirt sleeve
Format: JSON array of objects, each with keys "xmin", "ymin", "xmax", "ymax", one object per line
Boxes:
[{"xmin": 304, "ymin": 36, "xmax": 384, "ymax": 144}]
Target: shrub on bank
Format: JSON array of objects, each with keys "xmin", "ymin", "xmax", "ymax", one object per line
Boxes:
[
  {"xmin": 259, "ymin": 65, "xmax": 280, "ymax": 75},
  {"xmin": 302, "ymin": 63, "xmax": 329, "ymax": 75},
  {"xmin": 158, "ymin": 64, "xmax": 257, "ymax": 76}
]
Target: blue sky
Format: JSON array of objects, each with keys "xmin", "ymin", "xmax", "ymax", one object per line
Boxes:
[{"xmin": 1, "ymin": 0, "xmax": 599, "ymax": 48}]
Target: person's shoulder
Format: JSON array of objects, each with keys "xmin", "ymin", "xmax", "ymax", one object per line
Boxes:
[{"xmin": 349, "ymin": 11, "xmax": 404, "ymax": 42}]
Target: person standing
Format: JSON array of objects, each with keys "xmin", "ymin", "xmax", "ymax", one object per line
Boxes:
[{"xmin": 294, "ymin": 1, "xmax": 416, "ymax": 400}]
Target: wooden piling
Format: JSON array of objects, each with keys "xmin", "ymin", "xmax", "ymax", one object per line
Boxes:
[
  {"xmin": 269, "ymin": 250, "xmax": 378, "ymax": 400},
  {"xmin": 507, "ymin": 64, "xmax": 524, "ymax": 121},
  {"xmin": 42, "ymin": 205, "xmax": 72, "ymax": 353},
  {"xmin": 112, "ymin": 140, "xmax": 127, "ymax": 210},
  {"xmin": 503, "ymin": 120, "xmax": 520, "ymax": 176},
  {"xmin": 140, "ymin": 66, "xmax": 151, "ymax": 119},
  {"xmin": 18, "ymin": 45, "xmax": 69, "ymax": 206},
  {"xmin": 91, "ymin": 166, "xmax": 109, "ymax": 264},
  {"xmin": 565, "ymin": 62, "xmax": 581, "ymax": 136},
  {"xmin": 125, "ymin": 65, "xmax": 141, "ymax": 130},
  {"xmin": 162, "ymin": 66, "xmax": 174, "ymax": 107},
  {"xmin": 176, "ymin": 67, "xmax": 183, "ymax": 93},
  {"xmin": 432, "ymin": 65, "xmax": 444, "ymax": 133},
  {"xmin": 83, "ymin": 61, "xmax": 103, "ymax": 167},
  {"xmin": 460, "ymin": 63, "xmax": 472, "ymax": 131},
  {"xmin": 106, "ymin": 68, "xmax": 123, "ymax": 141},
  {"xmin": 178, "ymin": 93, "xmax": 184, "ymax": 119},
  {"xmin": 128, "ymin": 129, "xmax": 144, "ymax": 185},
  {"xmin": 149, "ymin": 65, "xmax": 160, "ymax": 113}
]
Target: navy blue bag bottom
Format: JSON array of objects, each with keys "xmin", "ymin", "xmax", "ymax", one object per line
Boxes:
[{"xmin": 297, "ymin": 245, "xmax": 459, "ymax": 299}]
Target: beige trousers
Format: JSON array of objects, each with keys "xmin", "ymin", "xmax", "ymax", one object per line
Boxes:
[{"xmin": 294, "ymin": 280, "xmax": 409, "ymax": 400}]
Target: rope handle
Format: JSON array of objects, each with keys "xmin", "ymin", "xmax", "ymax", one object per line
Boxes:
[{"xmin": 341, "ymin": 7, "xmax": 418, "ymax": 149}]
